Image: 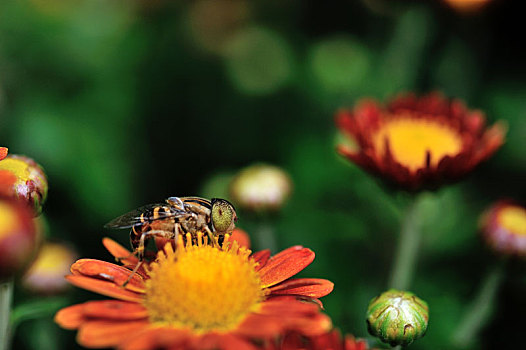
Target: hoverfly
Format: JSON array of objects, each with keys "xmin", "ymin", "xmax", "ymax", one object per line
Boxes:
[{"xmin": 105, "ymin": 196, "xmax": 237, "ymax": 284}]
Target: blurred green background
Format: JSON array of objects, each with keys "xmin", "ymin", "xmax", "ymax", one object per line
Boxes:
[{"xmin": 1, "ymin": 0, "xmax": 525, "ymax": 349}]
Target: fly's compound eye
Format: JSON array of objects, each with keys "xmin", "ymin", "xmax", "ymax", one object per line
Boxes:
[{"xmin": 211, "ymin": 198, "xmax": 237, "ymax": 234}]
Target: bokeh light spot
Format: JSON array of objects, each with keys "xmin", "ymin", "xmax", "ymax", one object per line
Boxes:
[
  {"xmin": 309, "ymin": 36, "xmax": 370, "ymax": 93},
  {"xmin": 224, "ymin": 26, "xmax": 294, "ymax": 95}
]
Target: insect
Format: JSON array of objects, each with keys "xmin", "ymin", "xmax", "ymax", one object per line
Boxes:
[{"xmin": 105, "ymin": 196, "xmax": 238, "ymax": 283}]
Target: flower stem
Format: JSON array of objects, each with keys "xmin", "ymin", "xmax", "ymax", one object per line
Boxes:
[
  {"xmin": 388, "ymin": 195, "xmax": 425, "ymax": 290},
  {"xmin": 253, "ymin": 218, "xmax": 278, "ymax": 253},
  {"xmin": 0, "ymin": 279, "xmax": 14, "ymax": 350},
  {"xmin": 452, "ymin": 260, "xmax": 506, "ymax": 348}
]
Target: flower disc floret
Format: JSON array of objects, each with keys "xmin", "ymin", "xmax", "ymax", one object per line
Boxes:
[
  {"xmin": 372, "ymin": 117, "xmax": 462, "ymax": 172},
  {"xmin": 144, "ymin": 236, "xmax": 266, "ymax": 333}
]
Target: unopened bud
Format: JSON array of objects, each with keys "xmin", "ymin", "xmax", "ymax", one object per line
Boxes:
[
  {"xmin": 230, "ymin": 163, "xmax": 292, "ymax": 212},
  {"xmin": 366, "ymin": 289, "xmax": 429, "ymax": 347},
  {"xmin": 480, "ymin": 200, "xmax": 526, "ymax": 257},
  {"xmin": 0, "ymin": 154, "xmax": 48, "ymax": 216},
  {"xmin": 0, "ymin": 198, "xmax": 41, "ymax": 281}
]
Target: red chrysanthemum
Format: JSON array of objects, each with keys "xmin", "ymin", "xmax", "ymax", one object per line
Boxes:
[
  {"xmin": 480, "ymin": 200, "xmax": 526, "ymax": 257},
  {"xmin": 265, "ymin": 330, "xmax": 370, "ymax": 350},
  {"xmin": 336, "ymin": 92, "xmax": 506, "ymax": 191},
  {"xmin": 55, "ymin": 234, "xmax": 334, "ymax": 349}
]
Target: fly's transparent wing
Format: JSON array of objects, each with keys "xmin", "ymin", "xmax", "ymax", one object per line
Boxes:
[{"xmin": 104, "ymin": 203, "xmax": 184, "ymax": 229}]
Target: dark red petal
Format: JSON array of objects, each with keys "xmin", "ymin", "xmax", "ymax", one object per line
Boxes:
[{"xmin": 258, "ymin": 247, "xmax": 315, "ymax": 288}]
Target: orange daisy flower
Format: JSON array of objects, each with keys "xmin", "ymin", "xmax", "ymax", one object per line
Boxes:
[
  {"xmin": 481, "ymin": 201, "xmax": 526, "ymax": 257},
  {"xmin": 55, "ymin": 234, "xmax": 334, "ymax": 349},
  {"xmin": 265, "ymin": 330, "xmax": 370, "ymax": 350},
  {"xmin": 336, "ymin": 92, "xmax": 506, "ymax": 191}
]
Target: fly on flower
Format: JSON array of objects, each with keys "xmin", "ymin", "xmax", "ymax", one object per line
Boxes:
[{"xmin": 105, "ymin": 196, "xmax": 237, "ymax": 283}]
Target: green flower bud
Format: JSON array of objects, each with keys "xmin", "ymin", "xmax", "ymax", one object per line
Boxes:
[{"xmin": 366, "ymin": 289, "xmax": 429, "ymax": 347}]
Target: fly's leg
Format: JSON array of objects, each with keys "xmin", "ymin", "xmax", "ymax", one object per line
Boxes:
[
  {"xmin": 114, "ymin": 250, "xmax": 138, "ymax": 263},
  {"xmin": 122, "ymin": 229, "xmax": 175, "ymax": 287},
  {"xmin": 204, "ymin": 226, "xmax": 220, "ymax": 249}
]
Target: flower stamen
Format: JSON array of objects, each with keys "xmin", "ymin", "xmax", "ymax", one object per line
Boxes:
[
  {"xmin": 372, "ymin": 117, "xmax": 463, "ymax": 172},
  {"xmin": 143, "ymin": 233, "xmax": 266, "ymax": 334}
]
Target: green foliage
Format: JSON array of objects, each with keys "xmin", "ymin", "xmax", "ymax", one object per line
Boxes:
[{"xmin": 1, "ymin": 0, "xmax": 525, "ymax": 349}]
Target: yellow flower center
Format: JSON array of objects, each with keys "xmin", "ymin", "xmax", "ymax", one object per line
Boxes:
[
  {"xmin": 0, "ymin": 158, "xmax": 30, "ymax": 180},
  {"xmin": 372, "ymin": 117, "xmax": 463, "ymax": 172},
  {"xmin": 143, "ymin": 234, "xmax": 266, "ymax": 333},
  {"xmin": 498, "ymin": 206, "xmax": 526, "ymax": 236}
]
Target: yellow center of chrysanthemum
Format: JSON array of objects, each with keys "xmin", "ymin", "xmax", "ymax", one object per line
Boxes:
[
  {"xmin": 143, "ymin": 234, "xmax": 266, "ymax": 333},
  {"xmin": 498, "ymin": 206, "xmax": 526, "ymax": 236},
  {"xmin": 0, "ymin": 158, "xmax": 29, "ymax": 180},
  {"xmin": 372, "ymin": 117, "xmax": 463, "ymax": 172}
]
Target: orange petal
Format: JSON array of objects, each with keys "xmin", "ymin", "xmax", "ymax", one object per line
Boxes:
[
  {"xmin": 102, "ymin": 237, "xmax": 139, "ymax": 265},
  {"xmin": 235, "ymin": 313, "xmax": 284, "ymax": 338},
  {"xmin": 287, "ymin": 313, "xmax": 332, "ymax": 337},
  {"xmin": 230, "ymin": 228, "xmax": 251, "ymax": 249},
  {"xmin": 77, "ymin": 320, "xmax": 149, "ymax": 348},
  {"xmin": 196, "ymin": 333, "xmax": 259, "ymax": 350},
  {"xmin": 55, "ymin": 304, "xmax": 86, "ymax": 330},
  {"xmin": 258, "ymin": 247, "xmax": 315, "ymax": 288},
  {"xmin": 71, "ymin": 259, "xmax": 145, "ymax": 293},
  {"xmin": 65, "ymin": 275, "xmax": 143, "ymax": 303},
  {"xmin": 251, "ymin": 311, "xmax": 331, "ymax": 337},
  {"xmin": 269, "ymin": 278, "xmax": 334, "ymax": 298},
  {"xmin": 82, "ymin": 300, "xmax": 148, "ymax": 320},
  {"xmin": 120, "ymin": 327, "xmax": 191, "ymax": 350},
  {"xmin": 258, "ymin": 297, "xmax": 320, "ymax": 316},
  {"xmin": 251, "ymin": 250, "xmax": 271, "ymax": 271},
  {"xmin": 0, "ymin": 147, "xmax": 7, "ymax": 160}
]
